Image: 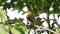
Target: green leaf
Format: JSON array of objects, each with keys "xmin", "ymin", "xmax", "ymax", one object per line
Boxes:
[
  {"xmin": 53, "ymin": 1, "xmax": 59, "ymax": 14},
  {"xmin": 0, "ymin": 8, "xmax": 5, "ymax": 18},
  {"xmin": 10, "ymin": 27, "xmax": 22, "ymax": 34},
  {"xmin": 15, "ymin": 23, "xmax": 27, "ymax": 34},
  {"xmin": 0, "ymin": 24, "xmax": 8, "ymax": 34},
  {"xmin": 56, "ymin": 28, "xmax": 60, "ymax": 33},
  {"xmin": 9, "ymin": 23, "xmax": 27, "ymax": 34},
  {"xmin": 0, "ymin": 8, "xmax": 6, "ymax": 23},
  {"xmin": 36, "ymin": 17, "xmax": 42, "ymax": 26}
]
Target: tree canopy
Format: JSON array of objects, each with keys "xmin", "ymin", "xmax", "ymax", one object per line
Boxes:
[{"xmin": 0, "ymin": 0, "xmax": 60, "ymax": 34}]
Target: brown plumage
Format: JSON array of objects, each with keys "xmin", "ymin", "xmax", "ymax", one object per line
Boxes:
[
  {"xmin": 27, "ymin": 12, "xmax": 35, "ymax": 23},
  {"xmin": 26, "ymin": 12, "xmax": 35, "ymax": 28}
]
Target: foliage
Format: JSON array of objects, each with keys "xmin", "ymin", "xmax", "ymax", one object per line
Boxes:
[
  {"xmin": 56, "ymin": 28, "xmax": 60, "ymax": 33},
  {"xmin": 0, "ymin": 0, "xmax": 60, "ymax": 34},
  {"xmin": 0, "ymin": 24, "xmax": 8, "ymax": 34},
  {"xmin": 0, "ymin": 8, "xmax": 6, "ymax": 23}
]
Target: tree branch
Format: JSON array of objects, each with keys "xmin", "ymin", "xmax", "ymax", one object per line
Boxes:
[{"xmin": 26, "ymin": 24, "xmax": 59, "ymax": 34}]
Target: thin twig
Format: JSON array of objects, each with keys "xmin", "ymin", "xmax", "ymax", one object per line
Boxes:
[{"xmin": 26, "ymin": 24, "xmax": 59, "ymax": 34}]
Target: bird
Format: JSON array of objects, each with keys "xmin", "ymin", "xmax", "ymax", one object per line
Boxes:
[{"xmin": 26, "ymin": 11, "xmax": 35, "ymax": 29}]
